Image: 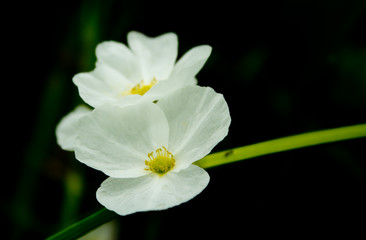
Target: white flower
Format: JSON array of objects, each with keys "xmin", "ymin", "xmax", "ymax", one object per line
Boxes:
[
  {"xmin": 74, "ymin": 31, "xmax": 212, "ymax": 108},
  {"xmin": 56, "ymin": 86, "xmax": 230, "ymax": 215}
]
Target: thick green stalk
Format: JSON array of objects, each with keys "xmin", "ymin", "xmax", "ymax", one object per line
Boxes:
[
  {"xmin": 46, "ymin": 123, "xmax": 366, "ymax": 239},
  {"xmin": 195, "ymin": 123, "xmax": 366, "ymax": 169}
]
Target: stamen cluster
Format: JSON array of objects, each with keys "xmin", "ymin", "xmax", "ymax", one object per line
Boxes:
[
  {"xmin": 124, "ymin": 78, "xmax": 157, "ymax": 96},
  {"xmin": 145, "ymin": 146, "xmax": 175, "ymax": 175}
]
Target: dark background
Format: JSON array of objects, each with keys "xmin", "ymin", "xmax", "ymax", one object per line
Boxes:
[{"xmin": 3, "ymin": 0, "xmax": 366, "ymax": 239}]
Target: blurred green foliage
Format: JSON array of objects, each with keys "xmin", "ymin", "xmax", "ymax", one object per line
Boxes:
[{"xmin": 3, "ymin": 0, "xmax": 366, "ymax": 239}]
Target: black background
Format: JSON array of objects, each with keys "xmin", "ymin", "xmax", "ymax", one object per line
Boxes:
[{"xmin": 3, "ymin": 0, "xmax": 366, "ymax": 239}]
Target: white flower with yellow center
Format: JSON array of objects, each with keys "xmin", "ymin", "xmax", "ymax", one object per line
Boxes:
[
  {"xmin": 56, "ymin": 86, "xmax": 230, "ymax": 215},
  {"xmin": 74, "ymin": 31, "xmax": 212, "ymax": 108}
]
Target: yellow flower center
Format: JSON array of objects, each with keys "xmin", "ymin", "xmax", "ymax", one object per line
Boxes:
[
  {"xmin": 122, "ymin": 78, "xmax": 157, "ymax": 96},
  {"xmin": 145, "ymin": 146, "xmax": 175, "ymax": 176}
]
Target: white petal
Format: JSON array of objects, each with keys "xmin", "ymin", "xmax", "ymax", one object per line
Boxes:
[
  {"xmin": 143, "ymin": 77, "xmax": 187, "ymax": 102},
  {"xmin": 157, "ymin": 86, "xmax": 231, "ymax": 171},
  {"xmin": 73, "ymin": 63, "xmax": 134, "ymax": 108},
  {"xmin": 143, "ymin": 46, "xmax": 211, "ymax": 102},
  {"xmin": 74, "ymin": 101, "xmax": 169, "ymax": 178},
  {"xmin": 96, "ymin": 165, "xmax": 209, "ymax": 215},
  {"xmin": 127, "ymin": 31, "xmax": 178, "ymax": 81},
  {"xmin": 96, "ymin": 41, "xmax": 142, "ymax": 83},
  {"xmin": 55, "ymin": 105, "xmax": 91, "ymax": 151},
  {"xmin": 143, "ymin": 76, "xmax": 199, "ymax": 102},
  {"xmin": 170, "ymin": 45, "xmax": 212, "ymax": 80}
]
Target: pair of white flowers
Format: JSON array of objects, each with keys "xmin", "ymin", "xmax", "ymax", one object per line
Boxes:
[{"xmin": 56, "ymin": 31, "xmax": 231, "ymax": 215}]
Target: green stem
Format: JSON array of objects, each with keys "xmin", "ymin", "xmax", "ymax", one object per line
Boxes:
[
  {"xmin": 46, "ymin": 208, "xmax": 117, "ymax": 240},
  {"xmin": 195, "ymin": 123, "xmax": 366, "ymax": 169},
  {"xmin": 46, "ymin": 123, "xmax": 366, "ymax": 239}
]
